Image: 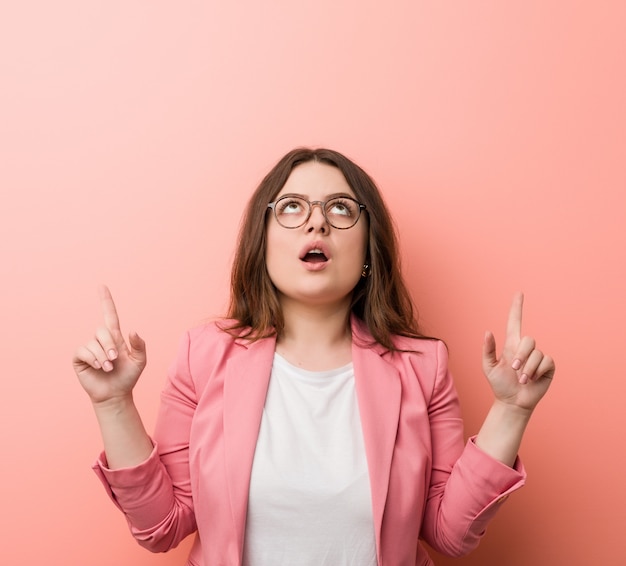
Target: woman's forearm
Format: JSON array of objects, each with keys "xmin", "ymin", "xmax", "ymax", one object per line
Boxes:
[
  {"xmin": 92, "ymin": 395, "xmax": 154, "ymax": 469},
  {"xmin": 474, "ymin": 400, "xmax": 533, "ymax": 467}
]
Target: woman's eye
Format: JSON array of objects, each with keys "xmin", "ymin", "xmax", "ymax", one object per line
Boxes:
[
  {"xmin": 328, "ymin": 201, "xmax": 352, "ymax": 216},
  {"xmin": 279, "ymin": 200, "xmax": 304, "ymax": 214}
]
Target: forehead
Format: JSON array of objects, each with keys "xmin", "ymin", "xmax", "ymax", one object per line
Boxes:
[{"xmin": 277, "ymin": 161, "xmax": 355, "ymax": 198}]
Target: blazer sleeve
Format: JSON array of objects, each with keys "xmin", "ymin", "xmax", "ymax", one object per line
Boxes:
[
  {"xmin": 92, "ymin": 331, "xmax": 198, "ymax": 552},
  {"xmin": 419, "ymin": 340, "xmax": 526, "ymax": 557}
]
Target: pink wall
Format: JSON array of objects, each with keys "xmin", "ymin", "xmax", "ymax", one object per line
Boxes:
[{"xmin": 1, "ymin": 2, "xmax": 624, "ymax": 564}]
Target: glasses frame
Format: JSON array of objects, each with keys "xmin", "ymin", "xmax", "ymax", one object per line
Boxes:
[{"xmin": 267, "ymin": 195, "xmax": 367, "ymax": 230}]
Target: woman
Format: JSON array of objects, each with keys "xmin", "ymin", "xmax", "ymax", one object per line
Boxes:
[{"xmin": 74, "ymin": 148, "xmax": 555, "ymax": 566}]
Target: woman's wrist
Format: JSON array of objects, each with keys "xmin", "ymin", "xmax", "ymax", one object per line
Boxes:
[
  {"xmin": 475, "ymin": 400, "xmax": 533, "ymax": 467},
  {"xmin": 491, "ymin": 398, "xmax": 534, "ymax": 422},
  {"xmin": 91, "ymin": 393, "xmax": 136, "ymax": 415}
]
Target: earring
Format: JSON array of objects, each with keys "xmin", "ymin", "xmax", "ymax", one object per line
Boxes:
[{"xmin": 361, "ymin": 264, "xmax": 370, "ymax": 278}]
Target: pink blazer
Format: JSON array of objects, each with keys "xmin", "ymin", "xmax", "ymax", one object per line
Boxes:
[{"xmin": 95, "ymin": 317, "xmax": 525, "ymax": 566}]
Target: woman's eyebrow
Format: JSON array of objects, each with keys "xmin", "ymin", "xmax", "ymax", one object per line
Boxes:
[
  {"xmin": 277, "ymin": 191, "xmax": 356, "ymax": 200},
  {"xmin": 324, "ymin": 192, "xmax": 356, "ymax": 200},
  {"xmin": 276, "ymin": 192, "xmax": 307, "ymax": 199}
]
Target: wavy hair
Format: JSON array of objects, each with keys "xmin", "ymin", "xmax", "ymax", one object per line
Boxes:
[{"xmin": 224, "ymin": 147, "xmax": 427, "ymax": 350}]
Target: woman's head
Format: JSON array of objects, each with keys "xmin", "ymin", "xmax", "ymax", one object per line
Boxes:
[{"xmin": 226, "ymin": 147, "xmax": 422, "ymax": 349}]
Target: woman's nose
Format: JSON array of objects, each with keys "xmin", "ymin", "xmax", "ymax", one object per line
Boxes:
[{"xmin": 306, "ymin": 201, "xmax": 328, "ymax": 232}]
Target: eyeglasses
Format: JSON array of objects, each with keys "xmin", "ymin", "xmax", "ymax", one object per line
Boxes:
[{"xmin": 267, "ymin": 195, "xmax": 366, "ymax": 230}]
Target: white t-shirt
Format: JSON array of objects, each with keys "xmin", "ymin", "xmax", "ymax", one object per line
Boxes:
[{"xmin": 242, "ymin": 353, "xmax": 377, "ymax": 566}]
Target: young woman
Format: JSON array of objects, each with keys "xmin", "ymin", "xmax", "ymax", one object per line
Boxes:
[{"xmin": 74, "ymin": 147, "xmax": 555, "ymax": 566}]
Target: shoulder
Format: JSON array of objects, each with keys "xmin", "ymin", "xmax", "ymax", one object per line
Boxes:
[
  {"xmin": 390, "ymin": 334, "xmax": 446, "ymax": 357},
  {"xmin": 374, "ymin": 337, "xmax": 455, "ymax": 407},
  {"xmin": 352, "ymin": 315, "xmax": 447, "ymax": 365},
  {"xmin": 350, "ymin": 314, "xmax": 446, "ymax": 361},
  {"xmin": 184, "ymin": 318, "xmax": 277, "ymax": 359},
  {"xmin": 180, "ymin": 319, "xmax": 251, "ymax": 367},
  {"xmin": 369, "ymin": 330, "xmax": 450, "ymax": 394},
  {"xmin": 186, "ymin": 318, "xmax": 236, "ymax": 343},
  {"xmin": 385, "ymin": 336, "xmax": 449, "ymax": 381},
  {"xmin": 352, "ymin": 316, "xmax": 449, "ymax": 384},
  {"xmin": 171, "ymin": 319, "xmax": 275, "ymax": 392}
]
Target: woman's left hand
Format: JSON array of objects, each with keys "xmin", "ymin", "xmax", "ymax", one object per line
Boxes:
[{"xmin": 482, "ymin": 293, "xmax": 555, "ymax": 413}]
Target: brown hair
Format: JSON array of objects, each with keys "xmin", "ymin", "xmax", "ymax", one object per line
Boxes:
[{"xmin": 224, "ymin": 147, "xmax": 428, "ymax": 350}]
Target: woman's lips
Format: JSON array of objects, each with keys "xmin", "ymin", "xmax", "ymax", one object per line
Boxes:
[
  {"xmin": 299, "ymin": 241, "xmax": 331, "ymax": 261},
  {"xmin": 299, "ymin": 243, "xmax": 331, "ymax": 271},
  {"xmin": 301, "ymin": 257, "xmax": 329, "ymax": 271}
]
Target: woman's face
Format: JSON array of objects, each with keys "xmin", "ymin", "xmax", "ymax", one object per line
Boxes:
[{"xmin": 265, "ymin": 161, "xmax": 368, "ymax": 311}]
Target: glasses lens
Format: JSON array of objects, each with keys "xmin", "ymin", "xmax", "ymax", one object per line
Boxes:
[
  {"xmin": 274, "ymin": 196, "xmax": 309, "ymax": 228},
  {"xmin": 325, "ymin": 197, "xmax": 361, "ymax": 228}
]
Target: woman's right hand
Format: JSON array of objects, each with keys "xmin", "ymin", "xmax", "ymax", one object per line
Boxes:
[{"xmin": 73, "ymin": 286, "xmax": 147, "ymax": 406}]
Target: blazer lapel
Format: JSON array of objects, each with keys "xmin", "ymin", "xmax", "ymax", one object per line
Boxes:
[
  {"xmin": 222, "ymin": 335, "xmax": 276, "ymax": 562},
  {"xmin": 351, "ymin": 318, "xmax": 402, "ymax": 562}
]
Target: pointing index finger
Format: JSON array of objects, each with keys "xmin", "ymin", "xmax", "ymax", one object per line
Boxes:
[
  {"xmin": 99, "ymin": 285, "xmax": 121, "ymax": 332},
  {"xmin": 506, "ymin": 292, "xmax": 524, "ymax": 342}
]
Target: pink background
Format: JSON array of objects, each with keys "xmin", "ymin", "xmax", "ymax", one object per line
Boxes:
[{"xmin": 1, "ymin": 1, "xmax": 624, "ymax": 564}]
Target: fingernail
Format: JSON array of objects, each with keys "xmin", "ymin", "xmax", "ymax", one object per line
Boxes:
[
  {"xmin": 108, "ymin": 349, "xmax": 117, "ymax": 360},
  {"xmin": 103, "ymin": 361, "xmax": 113, "ymax": 372},
  {"xmin": 512, "ymin": 359, "xmax": 521, "ymax": 370},
  {"xmin": 93, "ymin": 360, "xmax": 101, "ymax": 369},
  {"xmin": 519, "ymin": 373, "xmax": 528, "ymax": 384}
]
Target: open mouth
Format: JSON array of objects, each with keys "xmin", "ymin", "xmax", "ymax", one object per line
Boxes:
[{"xmin": 302, "ymin": 249, "xmax": 328, "ymax": 263}]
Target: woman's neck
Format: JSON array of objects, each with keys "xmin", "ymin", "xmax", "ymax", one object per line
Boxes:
[{"xmin": 276, "ymin": 297, "xmax": 353, "ymax": 371}]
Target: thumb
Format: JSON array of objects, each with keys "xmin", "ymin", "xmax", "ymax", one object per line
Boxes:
[
  {"xmin": 482, "ymin": 330, "xmax": 498, "ymax": 371},
  {"xmin": 128, "ymin": 331, "xmax": 147, "ymax": 364}
]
